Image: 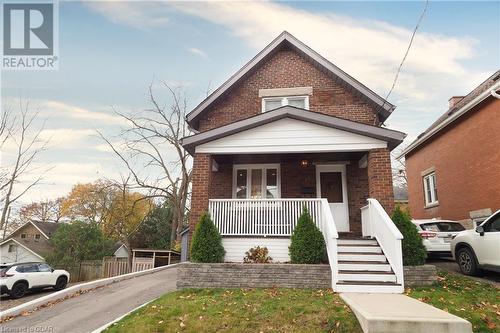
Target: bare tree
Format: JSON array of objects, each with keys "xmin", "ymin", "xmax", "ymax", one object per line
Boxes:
[
  {"xmin": 19, "ymin": 197, "xmax": 65, "ymax": 224},
  {"xmin": 0, "ymin": 101, "xmax": 51, "ymax": 233},
  {"xmin": 99, "ymin": 81, "xmax": 191, "ymax": 244},
  {"xmin": 391, "ymin": 145, "xmax": 408, "ymax": 187}
]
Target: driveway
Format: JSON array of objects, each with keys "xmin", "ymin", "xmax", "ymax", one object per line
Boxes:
[
  {"xmin": 427, "ymin": 257, "xmax": 500, "ymax": 287},
  {"xmin": 1, "ymin": 283, "xmax": 77, "ymax": 311},
  {"xmin": 1, "ymin": 267, "xmax": 177, "ymax": 333}
]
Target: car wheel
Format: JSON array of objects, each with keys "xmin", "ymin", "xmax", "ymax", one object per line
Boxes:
[
  {"xmin": 54, "ymin": 276, "xmax": 68, "ymax": 291},
  {"xmin": 457, "ymin": 247, "xmax": 479, "ymax": 276},
  {"xmin": 9, "ymin": 282, "xmax": 28, "ymax": 299}
]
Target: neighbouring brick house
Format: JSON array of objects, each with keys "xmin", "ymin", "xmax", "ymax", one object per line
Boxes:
[
  {"xmin": 400, "ymin": 70, "xmax": 500, "ymax": 228},
  {"xmin": 181, "ymin": 32, "xmax": 407, "ymax": 293},
  {"xmin": 0, "ymin": 221, "xmax": 60, "ymax": 264}
]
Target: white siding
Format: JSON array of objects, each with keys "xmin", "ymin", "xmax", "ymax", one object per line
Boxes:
[
  {"xmin": 222, "ymin": 238, "xmax": 291, "ymax": 262},
  {"xmin": 0, "ymin": 240, "xmax": 44, "ymax": 264},
  {"xmin": 196, "ymin": 118, "xmax": 387, "ymax": 154},
  {"xmin": 114, "ymin": 245, "xmax": 129, "ymax": 258}
]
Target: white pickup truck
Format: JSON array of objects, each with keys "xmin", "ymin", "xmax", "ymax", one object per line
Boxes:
[{"xmin": 451, "ymin": 210, "xmax": 500, "ymax": 275}]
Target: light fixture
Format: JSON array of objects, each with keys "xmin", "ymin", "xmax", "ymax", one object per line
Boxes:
[{"xmin": 300, "ymin": 159, "xmax": 309, "ymax": 168}]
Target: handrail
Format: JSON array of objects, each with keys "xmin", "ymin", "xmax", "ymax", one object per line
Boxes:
[
  {"xmin": 361, "ymin": 198, "xmax": 404, "ymax": 288},
  {"xmin": 319, "ymin": 198, "xmax": 339, "ymax": 289}
]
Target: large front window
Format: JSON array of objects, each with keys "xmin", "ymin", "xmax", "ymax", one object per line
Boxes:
[{"xmin": 233, "ymin": 164, "xmax": 280, "ymax": 199}]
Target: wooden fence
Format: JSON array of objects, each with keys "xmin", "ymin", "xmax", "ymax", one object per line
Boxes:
[
  {"xmin": 132, "ymin": 257, "xmax": 154, "ymax": 272},
  {"xmin": 102, "ymin": 257, "xmax": 129, "ymax": 277},
  {"xmin": 64, "ymin": 257, "xmax": 131, "ymax": 283}
]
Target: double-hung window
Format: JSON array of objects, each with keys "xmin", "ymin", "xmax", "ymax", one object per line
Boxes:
[
  {"xmin": 233, "ymin": 164, "xmax": 280, "ymax": 199},
  {"xmin": 262, "ymin": 96, "xmax": 309, "ymax": 112},
  {"xmin": 423, "ymin": 172, "xmax": 438, "ymax": 206}
]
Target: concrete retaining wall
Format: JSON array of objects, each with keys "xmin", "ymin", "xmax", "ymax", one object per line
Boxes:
[
  {"xmin": 404, "ymin": 265, "xmax": 438, "ymax": 286},
  {"xmin": 177, "ymin": 263, "xmax": 331, "ymax": 289}
]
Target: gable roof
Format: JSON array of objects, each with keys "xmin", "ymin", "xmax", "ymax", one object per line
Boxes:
[
  {"xmin": 182, "ymin": 106, "xmax": 405, "ymax": 154},
  {"xmin": 186, "ymin": 31, "xmax": 395, "ymax": 128},
  {"xmin": 6, "ymin": 221, "xmax": 60, "ymax": 240},
  {"xmin": 400, "ymin": 70, "xmax": 500, "ymax": 158},
  {"xmin": 0, "ymin": 238, "xmax": 46, "ymax": 261}
]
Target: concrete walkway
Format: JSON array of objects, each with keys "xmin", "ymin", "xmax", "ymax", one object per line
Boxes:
[
  {"xmin": 2, "ymin": 267, "xmax": 178, "ymax": 333},
  {"xmin": 340, "ymin": 293, "xmax": 472, "ymax": 333}
]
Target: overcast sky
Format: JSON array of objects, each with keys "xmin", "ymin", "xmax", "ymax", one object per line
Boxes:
[{"xmin": 1, "ymin": 0, "xmax": 499, "ymax": 204}]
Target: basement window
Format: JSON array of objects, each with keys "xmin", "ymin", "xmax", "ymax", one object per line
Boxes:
[
  {"xmin": 423, "ymin": 172, "xmax": 438, "ymax": 206},
  {"xmin": 262, "ymin": 96, "xmax": 309, "ymax": 112}
]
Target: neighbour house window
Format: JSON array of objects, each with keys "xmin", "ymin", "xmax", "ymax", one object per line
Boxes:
[
  {"xmin": 262, "ymin": 96, "xmax": 309, "ymax": 112},
  {"xmin": 233, "ymin": 164, "xmax": 280, "ymax": 199},
  {"xmin": 8, "ymin": 244, "xmax": 17, "ymax": 253},
  {"xmin": 34, "ymin": 234, "xmax": 41, "ymax": 241},
  {"xmin": 20, "ymin": 233, "xmax": 27, "ymax": 239},
  {"xmin": 423, "ymin": 172, "xmax": 438, "ymax": 206}
]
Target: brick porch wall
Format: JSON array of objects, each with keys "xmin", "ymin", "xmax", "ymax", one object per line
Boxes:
[
  {"xmin": 189, "ymin": 153, "xmax": 212, "ymax": 239},
  {"xmin": 367, "ymin": 148, "xmax": 395, "ymax": 215}
]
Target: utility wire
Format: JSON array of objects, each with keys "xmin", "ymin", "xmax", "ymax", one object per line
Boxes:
[{"xmin": 381, "ymin": 0, "xmax": 429, "ymax": 113}]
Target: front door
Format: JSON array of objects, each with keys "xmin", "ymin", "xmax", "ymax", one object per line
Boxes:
[{"xmin": 316, "ymin": 165, "xmax": 349, "ymax": 232}]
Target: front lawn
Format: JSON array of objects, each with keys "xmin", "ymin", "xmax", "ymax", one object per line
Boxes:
[
  {"xmin": 406, "ymin": 271, "xmax": 499, "ymax": 332},
  {"xmin": 104, "ymin": 288, "xmax": 362, "ymax": 333}
]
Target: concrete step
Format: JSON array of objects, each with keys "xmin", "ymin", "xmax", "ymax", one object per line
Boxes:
[
  {"xmin": 338, "ymin": 246, "xmax": 382, "ymax": 253},
  {"xmin": 340, "ymin": 293, "xmax": 472, "ymax": 333},
  {"xmin": 338, "ymin": 262, "xmax": 392, "ymax": 272},
  {"xmin": 337, "ymin": 239, "xmax": 378, "ymax": 246},
  {"xmin": 338, "ymin": 272, "xmax": 397, "ymax": 282},
  {"xmin": 338, "ymin": 253, "xmax": 386, "ymax": 261},
  {"xmin": 336, "ymin": 283, "xmax": 403, "ymax": 293}
]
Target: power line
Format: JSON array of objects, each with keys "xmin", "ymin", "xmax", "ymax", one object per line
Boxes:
[{"xmin": 382, "ymin": 0, "xmax": 429, "ymax": 112}]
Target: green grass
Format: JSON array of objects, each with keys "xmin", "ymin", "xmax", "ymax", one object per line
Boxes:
[
  {"xmin": 104, "ymin": 288, "xmax": 362, "ymax": 333},
  {"xmin": 406, "ymin": 271, "xmax": 500, "ymax": 332}
]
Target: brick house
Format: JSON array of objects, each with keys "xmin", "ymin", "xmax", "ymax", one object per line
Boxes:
[
  {"xmin": 182, "ymin": 32, "xmax": 406, "ymax": 292},
  {"xmin": 400, "ymin": 71, "xmax": 500, "ymax": 228},
  {"xmin": 0, "ymin": 221, "xmax": 60, "ymax": 264}
]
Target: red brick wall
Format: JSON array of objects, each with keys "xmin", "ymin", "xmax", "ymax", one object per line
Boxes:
[
  {"xmin": 406, "ymin": 98, "xmax": 500, "ymax": 221},
  {"xmin": 347, "ymin": 164, "xmax": 369, "ymax": 234},
  {"xmin": 197, "ymin": 47, "xmax": 379, "ymax": 131},
  {"xmin": 367, "ymin": 148, "xmax": 395, "ymax": 215},
  {"xmin": 189, "ymin": 153, "xmax": 212, "ymax": 239}
]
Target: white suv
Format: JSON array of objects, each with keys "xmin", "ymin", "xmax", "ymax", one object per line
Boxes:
[
  {"xmin": 451, "ymin": 210, "xmax": 500, "ymax": 275},
  {"xmin": 412, "ymin": 219, "xmax": 465, "ymax": 256},
  {"xmin": 0, "ymin": 262, "xmax": 70, "ymax": 298}
]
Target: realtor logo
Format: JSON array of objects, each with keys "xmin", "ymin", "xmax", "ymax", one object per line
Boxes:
[{"xmin": 2, "ymin": 1, "xmax": 59, "ymax": 70}]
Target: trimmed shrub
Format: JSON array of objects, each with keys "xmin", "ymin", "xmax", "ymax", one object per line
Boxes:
[
  {"xmin": 244, "ymin": 246, "xmax": 272, "ymax": 263},
  {"xmin": 190, "ymin": 213, "xmax": 225, "ymax": 263},
  {"xmin": 392, "ymin": 205, "xmax": 427, "ymax": 266},
  {"xmin": 289, "ymin": 207, "xmax": 326, "ymax": 264}
]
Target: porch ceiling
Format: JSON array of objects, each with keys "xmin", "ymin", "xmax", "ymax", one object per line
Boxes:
[{"xmin": 182, "ymin": 106, "xmax": 406, "ymax": 155}]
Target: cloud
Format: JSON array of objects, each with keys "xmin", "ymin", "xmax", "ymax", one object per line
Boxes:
[
  {"xmin": 38, "ymin": 128, "xmax": 96, "ymax": 146},
  {"xmin": 42, "ymin": 100, "xmax": 124, "ymax": 123},
  {"xmin": 84, "ymin": 1, "xmax": 170, "ymax": 30},
  {"xmin": 187, "ymin": 47, "xmax": 208, "ymax": 60}
]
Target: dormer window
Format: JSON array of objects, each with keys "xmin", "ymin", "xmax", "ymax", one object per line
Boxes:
[{"xmin": 262, "ymin": 95, "xmax": 309, "ymax": 112}]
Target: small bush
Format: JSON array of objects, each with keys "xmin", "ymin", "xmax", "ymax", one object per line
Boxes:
[
  {"xmin": 289, "ymin": 207, "xmax": 326, "ymax": 264},
  {"xmin": 190, "ymin": 213, "xmax": 225, "ymax": 263},
  {"xmin": 392, "ymin": 205, "xmax": 427, "ymax": 266},
  {"xmin": 243, "ymin": 246, "xmax": 272, "ymax": 263}
]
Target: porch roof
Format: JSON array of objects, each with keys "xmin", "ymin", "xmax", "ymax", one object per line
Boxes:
[{"xmin": 181, "ymin": 106, "xmax": 406, "ymax": 155}]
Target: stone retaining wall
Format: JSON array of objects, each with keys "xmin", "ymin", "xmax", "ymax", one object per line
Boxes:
[
  {"xmin": 177, "ymin": 263, "xmax": 331, "ymax": 289},
  {"xmin": 177, "ymin": 263, "xmax": 438, "ymax": 289},
  {"xmin": 404, "ymin": 265, "xmax": 438, "ymax": 286}
]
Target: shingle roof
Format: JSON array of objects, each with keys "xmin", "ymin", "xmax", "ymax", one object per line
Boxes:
[
  {"xmin": 182, "ymin": 105, "xmax": 406, "ymax": 154},
  {"xmin": 418, "ymin": 70, "xmax": 500, "ymax": 140},
  {"xmin": 31, "ymin": 221, "xmax": 60, "ymax": 238}
]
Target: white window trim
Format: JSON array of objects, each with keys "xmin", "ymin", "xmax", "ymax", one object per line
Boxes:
[
  {"xmin": 261, "ymin": 95, "xmax": 309, "ymax": 112},
  {"xmin": 423, "ymin": 172, "xmax": 438, "ymax": 207},
  {"xmin": 232, "ymin": 163, "xmax": 281, "ymax": 199}
]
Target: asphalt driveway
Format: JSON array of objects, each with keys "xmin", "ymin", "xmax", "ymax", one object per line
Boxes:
[
  {"xmin": 1, "ymin": 267, "xmax": 178, "ymax": 333},
  {"xmin": 427, "ymin": 257, "xmax": 500, "ymax": 287}
]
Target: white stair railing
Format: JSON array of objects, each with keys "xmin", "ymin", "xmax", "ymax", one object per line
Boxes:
[
  {"xmin": 319, "ymin": 198, "xmax": 339, "ymax": 290},
  {"xmin": 361, "ymin": 198, "xmax": 404, "ymax": 289}
]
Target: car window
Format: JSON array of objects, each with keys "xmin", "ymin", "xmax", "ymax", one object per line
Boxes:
[
  {"xmin": 38, "ymin": 263, "xmax": 52, "ymax": 272},
  {"xmin": 420, "ymin": 222, "xmax": 464, "ymax": 232},
  {"xmin": 16, "ymin": 264, "xmax": 39, "ymax": 273},
  {"xmin": 483, "ymin": 213, "xmax": 500, "ymax": 232}
]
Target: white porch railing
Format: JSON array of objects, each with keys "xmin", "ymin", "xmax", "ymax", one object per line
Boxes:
[
  {"xmin": 208, "ymin": 198, "xmax": 339, "ymax": 288},
  {"xmin": 361, "ymin": 198, "xmax": 404, "ymax": 288},
  {"xmin": 208, "ymin": 198, "xmax": 325, "ymax": 236}
]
